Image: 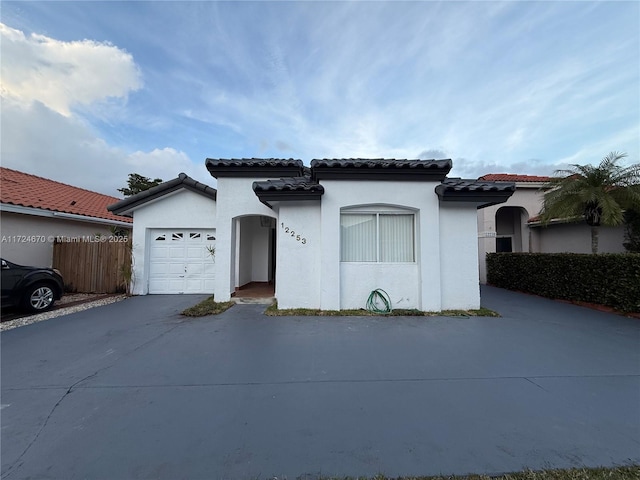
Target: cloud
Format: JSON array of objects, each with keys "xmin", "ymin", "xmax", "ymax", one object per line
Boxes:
[
  {"xmin": 417, "ymin": 149, "xmax": 450, "ymax": 160},
  {"xmin": 1, "ymin": 2, "xmax": 636, "ymax": 197},
  {"xmin": 0, "ymin": 97, "xmax": 214, "ymax": 196},
  {"xmin": 0, "ymin": 23, "xmax": 142, "ymax": 116},
  {"xmin": 450, "ymin": 157, "xmax": 568, "ymax": 179},
  {"xmin": 0, "ymin": 23, "xmax": 213, "ymax": 196}
]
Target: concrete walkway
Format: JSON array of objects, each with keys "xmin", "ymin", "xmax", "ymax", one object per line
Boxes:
[{"xmin": 1, "ymin": 287, "xmax": 638, "ymax": 479}]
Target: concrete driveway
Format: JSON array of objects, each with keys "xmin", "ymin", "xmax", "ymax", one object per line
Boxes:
[{"xmin": 1, "ymin": 287, "xmax": 639, "ymax": 479}]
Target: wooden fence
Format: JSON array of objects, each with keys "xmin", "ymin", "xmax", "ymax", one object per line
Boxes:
[{"xmin": 53, "ymin": 239, "xmax": 132, "ymax": 293}]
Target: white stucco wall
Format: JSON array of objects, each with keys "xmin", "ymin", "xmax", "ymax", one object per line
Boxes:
[
  {"xmin": 529, "ymin": 223, "xmax": 625, "ymax": 254},
  {"xmin": 440, "ymin": 204, "xmax": 481, "ymax": 310},
  {"xmin": 237, "ymin": 216, "xmax": 271, "ymax": 287},
  {"xmin": 130, "ymin": 189, "xmax": 216, "ymax": 295},
  {"xmin": 318, "ymin": 180, "xmax": 443, "ymax": 311},
  {"xmin": 213, "ymin": 178, "xmax": 276, "ymax": 301},
  {"xmin": 275, "ymin": 201, "xmax": 322, "ymax": 309},
  {"xmin": 0, "ymin": 211, "xmax": 127, "ymax": 267},
  {"xmin": 340, "ymin": 263, "xmax": 420, "ymax": 310}
]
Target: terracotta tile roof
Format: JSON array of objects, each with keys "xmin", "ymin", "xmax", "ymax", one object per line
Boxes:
[
  {"xmin": 206, "ymin": 158, "xmax": 304, "ymax": 178},
  {"xmin": 252, "ymin": 176, "xmax": 324, "ymax": 207},
  {"xmin": 252, "ymin": 176, "xmax": 324, "ymax": 194},
  {"xmin": 311, "ymin": 158, "xmax": 452, "ymax": 169},
  {"xmin": 311, "ymin": 158, "xmax": 452, "ymax": 181},
  {"xmin": 479, "ymin": 173, "xmax": 551, "ymax": 182},
  {"xmin": 435, "ymin": 178, "xmax": 516, "ymax": 208},
  {"xmin": 0, "ymin": 167, "xmax": 132, "ymax": 223}
]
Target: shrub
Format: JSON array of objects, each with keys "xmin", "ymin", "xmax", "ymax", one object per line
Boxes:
[{"xmin": 486, "ymin": 253, "xmax": 640, "ymax": 313}]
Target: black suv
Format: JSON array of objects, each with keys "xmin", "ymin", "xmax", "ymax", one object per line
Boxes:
[{"xmin": 1, "ymin": 259, "xmax": 64, "ymax": 313}]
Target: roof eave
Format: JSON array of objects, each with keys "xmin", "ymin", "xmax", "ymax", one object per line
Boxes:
[
  {"xmin": 254, "ymin": 192, "xmax": 324, "ymax": 203},
  {"xmin": 107, "ymin": 174, "xmax": 216, "ymax": 215},
  {"xmin": 312, "ymin": 169, "xmax": 451, "ymax": 182},
  {"xmin": 205, "ymin": 159, "xmax": 304, "ymax": 179},
  {"xmin": 207, "ymin": 167, "xmax": 304, "ymax": 178},
  {"xmin": 1, "ymin": 203, "xmax": 133, "ymax": 226},
  {"xmin": 437, "ymin": 193, "xmax": 516, "ymax": 209}
]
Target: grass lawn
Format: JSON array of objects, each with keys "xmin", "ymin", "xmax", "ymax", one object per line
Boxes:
[
  {"xmin": 330, "ymin": 466, "xmax": 638, "ymax": 480},
  {"xmin": 181, "ymin": 296, "xmax": 234, "ymax": 316},
  {"xmin": 181, "ymin": 298, "xmax": 499, "ymax": 318},
  {"xmin": 265, "ymin": 303, "xmax": 499, "ymax": 317}
]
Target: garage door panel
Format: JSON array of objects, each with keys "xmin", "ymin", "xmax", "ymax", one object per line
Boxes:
[
  {"xmin": 186, "ymin": 247, "xmax": 205, "ymax": 259},
  {"xmin": 169, "ymin": 279, "xmax": 186, "ymax": 291},
  {"xmin": 148, "ymin": 229, "xmax": 216, "ymax": 294},
  {"xmin": 187, "ymin": 263, "xmax": 203, "ymax": 275},
  {"xmin": 150, "ymin": 247, "xmax": 169, "ymax": 258},
  {"xmin": 169, "ymin": 264, "xmax": 186, "ymax": 274},
  {"xmin": 149, "ymin": 262, "xmax": 169, "ymax": 275},
  {"xmin": 169, "ymin": 248, "xmax": 186, "ymax": 259},
  {"xmin": 149, "ymin": 279, "xmax": 168, "ymax": 293},
  {"xmin": 185, "ymin": 279, "xmax": 204, "ymax": 293}
]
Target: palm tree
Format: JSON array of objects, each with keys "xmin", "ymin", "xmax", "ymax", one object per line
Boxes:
[{"xmin": 540, "ymin": 152, "xmax": 640, "ymax": 253}]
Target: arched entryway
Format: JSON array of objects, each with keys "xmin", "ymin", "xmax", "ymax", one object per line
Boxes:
[
  {"xmin": 495, "ymin": 206, "xmax": 529, "ymax": 252},
  {"xmin": 230, "ymin": 214, "xmax": 276, "ymax": 297}
]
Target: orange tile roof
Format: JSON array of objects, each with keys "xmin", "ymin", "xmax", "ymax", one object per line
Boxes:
[
  {"xmin": 479, "ymin": 173, "xmax": 551, "ymax": 182},
  {"xmin": 0, "ymin": 167, "xmax": 132, "ymax": 224}
]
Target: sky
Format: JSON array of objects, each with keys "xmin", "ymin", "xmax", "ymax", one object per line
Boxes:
[{"xmin": 1, "ymin": 1, "xmax": 638, "ymax": 197}]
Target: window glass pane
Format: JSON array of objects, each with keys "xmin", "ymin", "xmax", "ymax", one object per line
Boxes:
[
  {"xmin": 379, "ymin": 214, "xmax": 414, "ymax": 262},
  {"xmin": 341, "ymin": 214, "xmax": 376, "ymax": 261},
  {"xmin": 496, "ymin": 237, "xmax": 512, "ymax": 253}
]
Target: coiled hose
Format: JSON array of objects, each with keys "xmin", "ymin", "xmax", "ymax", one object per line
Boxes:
[{"xmin": 366, "ymin": 288, "xmax": 392, "ymax": 314}]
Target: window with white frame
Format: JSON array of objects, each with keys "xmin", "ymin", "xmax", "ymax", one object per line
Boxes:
[{"xmin": 340, "ymin": 209, "xmax": 415, "ymax": 262}]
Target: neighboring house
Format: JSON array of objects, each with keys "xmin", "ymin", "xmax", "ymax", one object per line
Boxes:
[
  {"xmin": 527, "ymin": 216, "xmax": 625, "ymax": 254},
  {"xmin": 476, "ymin": 173, "xmax": 626, "ymax": 283},
  {"xmin": 109, "ymin": 158, "xmax": 515, "ymax": 311},
  {"xmin": 0, "ymin": 167, "xmax": 132, "ymax": 267},
  {"xmin": 476, "ymin": 174, "xmax": 549, "ymax": 283}
]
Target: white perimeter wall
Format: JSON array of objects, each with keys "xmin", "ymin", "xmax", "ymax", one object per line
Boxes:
[
  {"xmin": 318, "ymin": 180, "xmax": 443, "ymax": 311},
  {"xmin": 0, "ymin": 211, "xmax": 124, "ymax": 267},
  {"xmin": 130, "ymin": 189, "xmax": 216, "ymax": 295},
  {"xmin": 276, "ymin": 201, "xmax": 322, "ymax": 309},
  {"xmin": 213, "ymin": 178, "xmax": 276, "ymax": 301},
  {"xmin": 440, "ymin": 203, "xmax": 481, "ymax": 310}
]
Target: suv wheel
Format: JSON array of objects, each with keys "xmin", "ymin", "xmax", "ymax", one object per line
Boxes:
[{"xmin": 23, "ymin": 283, "xmax": 56, "ymax": 312}]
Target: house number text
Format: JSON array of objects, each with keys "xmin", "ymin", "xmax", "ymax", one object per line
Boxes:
[{"xmin": 281, "ymin": 223, "xmax": 307, "ymax": 244}]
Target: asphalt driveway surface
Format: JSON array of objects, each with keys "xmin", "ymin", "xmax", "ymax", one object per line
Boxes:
[{"xmin": 1, "ymin": 287, "xmax": 639, "ymax": 479}]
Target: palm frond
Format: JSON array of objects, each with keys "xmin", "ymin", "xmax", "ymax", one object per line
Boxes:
[{"xmin": 540, "ymin": 151, "xmax": 639, "ymax": 227}]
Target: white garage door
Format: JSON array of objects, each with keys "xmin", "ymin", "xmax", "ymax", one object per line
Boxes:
[{"xmin": 148, "ymin": 229, "xmax": 216, "ymax": 294}]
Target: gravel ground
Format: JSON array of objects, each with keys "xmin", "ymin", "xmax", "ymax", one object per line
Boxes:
[{"xmin": 0, "ymin": 294, "xmax": 128, "ymax": 332}]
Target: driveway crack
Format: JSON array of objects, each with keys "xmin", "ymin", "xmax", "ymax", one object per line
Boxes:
[
  {"xmin": 524, "ymin": 377, "xmax": 549, "ymax": 392},
  {"xmin": 1, "ymin": 372, "xmax": 96, "ymax": 479},
  {"xmin": 1, "ymin": 323, "xmax": 182, "ymax": 479}
]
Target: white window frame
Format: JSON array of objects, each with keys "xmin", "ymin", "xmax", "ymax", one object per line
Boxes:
[{"xmin": 340, "ymin": 206, "xmax": 416, "ymax": 263}]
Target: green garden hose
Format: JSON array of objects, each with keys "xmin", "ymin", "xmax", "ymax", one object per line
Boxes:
[{"xmin": 366, "ymin": 288, "xmax": 392, "ymax": 314}]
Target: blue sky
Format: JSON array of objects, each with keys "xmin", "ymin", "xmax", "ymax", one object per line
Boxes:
[{"xmin": 1, "ymin": 1, "xmax": 638, "ymax": 196}]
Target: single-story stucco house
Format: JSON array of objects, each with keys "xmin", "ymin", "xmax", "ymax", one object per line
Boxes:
[
  {"xmin": 1, "ymin": 167, "xmax": 132, "ymax": 267},
  {"xmin": 476, "ymin": 173, "xmax": 627, "ymax": 283},
  {"xmin": 108, "ymin": 158, "xmax": 515, "ymax": 311}
]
